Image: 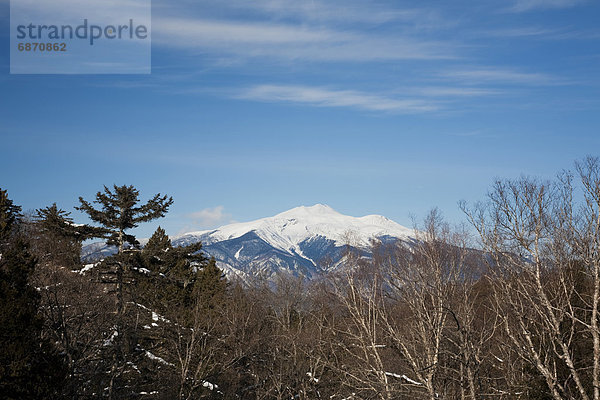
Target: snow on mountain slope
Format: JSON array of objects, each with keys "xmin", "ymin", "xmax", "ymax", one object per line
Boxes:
[
  {"xmin": 82, "ymin": 204, "xmax": 415, "ymax": 281},
  {"xmin": 169, "ymin": 204, "xmax": 415, "ymax": 280},
  {"xmin": 177, "ymin": 204, "xmax": 413, "ymax": 253}
]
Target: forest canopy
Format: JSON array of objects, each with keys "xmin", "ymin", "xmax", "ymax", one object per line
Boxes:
[{"xmin": 2, "ymin": 158, "xmax": 600, "ymax": 399}]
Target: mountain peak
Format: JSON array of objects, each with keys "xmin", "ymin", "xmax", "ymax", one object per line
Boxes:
[
  {"xmin": 83, "ymin": 205, "xmax": 416, "ymax": 280},
  {"xmin": 179, "ymin": 204, "xmax": 415, "ymax": 280},
  {"xmin": 276, "ymin": 203, "xmax": 340, "ymax": 218},
  {"xmin": 305, "ymin": 203, "xmax": 334, "ymax": 212},
  {"xmin": 179, "ymin": 204, "xmax": 413, "ymax": 251}
]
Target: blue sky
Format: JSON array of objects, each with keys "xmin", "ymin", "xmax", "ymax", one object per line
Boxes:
[{"xmin": 1, "ymin": 0, "xmax": 599, "ymax": 238}]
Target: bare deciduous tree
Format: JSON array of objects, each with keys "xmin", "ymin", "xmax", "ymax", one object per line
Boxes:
[
  {"xmin": 382, "ymin": 210, "xmax": 471, "ymax": 399},
  {"xmin": 463, "ymin": 156, "xmax": 600, "ymax": 400}
]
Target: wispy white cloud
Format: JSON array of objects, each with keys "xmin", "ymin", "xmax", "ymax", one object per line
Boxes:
[
  {"xmin": 509, "ymin": 0, "xmax": 587, "ymax": 12},
  {"xmin": 187, "ymin": 206, "xmax": 232, "ymax": 230},
  {"xmin": 407, "ymin": 86, "xmax": 504, "ymax": 97},
  {"xmin": 227, "ymin": 0, "xmax": 406, "ymax": 24},
  {"xmin": 234, "ymin": 84, "xmax": 438, "ymax": 113},
  {"xmin": 156, "ymin": 18, "xmax": 330, "ymax": 45},
  {"xmin": 11, "ymin": 0, "xmax": 150, "ymax": 22},
  {"xmin": 153, "ymin": 17, "xmax": 455, "ymax": 62},
  {"xmin": 481, "ymin": 27, "xmax": 557, "ymax": 38},
  {"xmin": 479, "ymin": 26, "xmax": 600, "ymax": 40},
  {"xmin": 439, "ymin": 67, "xmax": 563, "ymax": 85},
  {"xmin": 158, "ymin": 0, "xmax": 446, "ymax": 29}
]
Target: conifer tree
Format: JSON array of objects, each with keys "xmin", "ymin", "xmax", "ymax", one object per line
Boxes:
[
  {"xmin": 0, "ymin": 190, "xmax": 66, "ymax": 399},
  {"xmin": 36, "ymin": 203, "xmax": 77, "ymax": 236},
  {"xmin": 0, "ymin": 189, "xmax": 21, "ymax": 244},
  {"xmin": 76, "ymin": 185, "xmax": 173, "ymax": 399},
  {"xmin": 135, "ymin": 227, "xmax": 228, "ymax": 397},
  {"xmin": 33, "ymin": 203, "xmax": 85, "ymax": 268},
  {"xmin": 145, "ymin": 225, "xmax": 172, "ymax": 252},
  {"xmin": 140, "ymin": 226, "xmax": 209, "ymax": 315},
  {"xmin": 142, "ymin": 226, "xmax": 172, "ymax": 266},
  {"xmin": 194, "ymin": 258, "xmax": 227, "ymax": 312},
  {"xmin": 77, "ymin": 185, "xmax": 173, "ymax": 253}
]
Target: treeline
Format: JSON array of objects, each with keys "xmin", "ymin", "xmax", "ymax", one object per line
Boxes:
[{"xmin": 2, "ymin": 157, "xmax": 600, "ymax": 399}]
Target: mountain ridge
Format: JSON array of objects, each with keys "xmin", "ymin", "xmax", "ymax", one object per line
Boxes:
[
  {"xmin": 83, "ymin": 204, "xmax": 415, "ymax": 280},
  {"xmin": 177, "ymin": 203, "xmax": 413, "ymax": 249}
]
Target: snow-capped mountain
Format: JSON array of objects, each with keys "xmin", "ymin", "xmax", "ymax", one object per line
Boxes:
[
  {"xmin": 82, "ymin": 204, "xmax": 415, "ymax": 281},
  {"xmin": 172, "ymin": 204, "xmax": 414, "ymax": 280}
]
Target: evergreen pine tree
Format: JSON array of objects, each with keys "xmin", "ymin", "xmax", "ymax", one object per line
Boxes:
[
  {"xmin": 136, "ymin": 227, "xmax": 228, "ymax": 397},
  {"xmin": 75, "ymin": 185, "xmax": 173, "ymax": 399},
  {"xmin": 0, "ymin": 189, "xmax": 22, "ymax": 244},
  {"xmin": 194, "ymin": 258, "xmax": 227, "ymax": 312},
  {"xmin": 0, "ymin": 190, "xmax": 66, "ymax": 399},
  {"xmin": 168, "ymin": 241, "xmax": 206, "ymax": 291},
  {"xmin": 32, "ymin": 203, "xmax": 83, "ymax": 268},
  {"xmin": 76, "ymin": 185, "xmax": 173, "ymax": 252},
  {"xmin": 140, "ymin": 227, "xmax": 209, "ymax": 316},
  {"xmin": 142, "ymin": 226, "xmax": 172, "ymax": 268}
]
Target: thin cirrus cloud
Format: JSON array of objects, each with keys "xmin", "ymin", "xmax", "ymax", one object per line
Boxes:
[
  {"xmin": 10, "ymin": 0, "xmax": 150, "ymax": 23},
  {"xmin": 408, "ymin": 86, "xmax": 504, "ymax": 97},
  {"xmin": 479, "ymin": 27, "xmax": 599, "ymax": 41},
  {"xmin": 152, "ymin": 17, "xmax": 455, "ymax": 62},
  {"xmin": 242, "ymin": 1, "xmax": 449, "ymax": 30},
  {"xmin": 234, "ymin": 84, "xmax": 439, "ymax": 113},
  {"xmin": 509, "ymin": 0, "xmax": 587, "ymax": 12},
  {"xmin": 439, "ymin": 67, "xmax": 563, "ymax": 86},
  {"xmin": 481, "ymin": 27, "xmax": 557, "ymax": 38},
  {"xmin": 158, "ymin": 0, "xmax": 444, "ymax": 28}
]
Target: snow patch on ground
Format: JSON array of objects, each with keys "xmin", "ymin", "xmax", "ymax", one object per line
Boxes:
[
  {"xmin": 79, "ymin": 263, "xmax": 97, "ymax": 275},
  {"xmin": 103, "ymin": 330, "xmax": 118, "ymax": 347},
  {"xmin": 152, "ymin": 311, "xmax": 170, "ymax": 324},
  {"xmin": 202, "ymin": 381, "xmax": 218, "ymax": 390},
  {"xmin": 145, "ymin": 351, "xmax": 173, "ymax": 366}
]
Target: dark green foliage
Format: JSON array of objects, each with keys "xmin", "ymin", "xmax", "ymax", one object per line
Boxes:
[
  {"xmin": 36, "ymin": 203, "xmax": 109, "ymax": 242},
  {"xmin": 76, "ymin": 184, "xmax": 173, "ymax": 249},
  {"xmin": 0, "ymin": 191, "xmax": 66, "ymax": 399},
  {"xmin": 141, "ymin": 226, "xmax": 208, "ymax": 310},
  {"xmin": 32, "ymin": 203, "xmax": 84, "ymax": 268},
  {"xmin": 36, "ymin": 203, "xmax": 79, "ymax": 237},
  {"xmin": 75, "ymin": 186, "xmax": 173, "ymax": 399},
  {"xmin": 134, "ymin": 227, "xmax": 229, "ymax": 398},
  {"xmin": 194, "ymin": 258, "xmax": 227, "ymax": 312},
  {"xmin": 142, "ymin": 226, "xmax": 172, "ymax": 263},
  {"xmin": 139, "ymin": 227, "xmax": 225, "ymax": 320},
  {"xmin": 0, "ymin": 189, "xmax": 22, "ymax": 243},
  {"xmin": 0, "ymin": 240, "xmax": 66, "ymax": 400}
]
